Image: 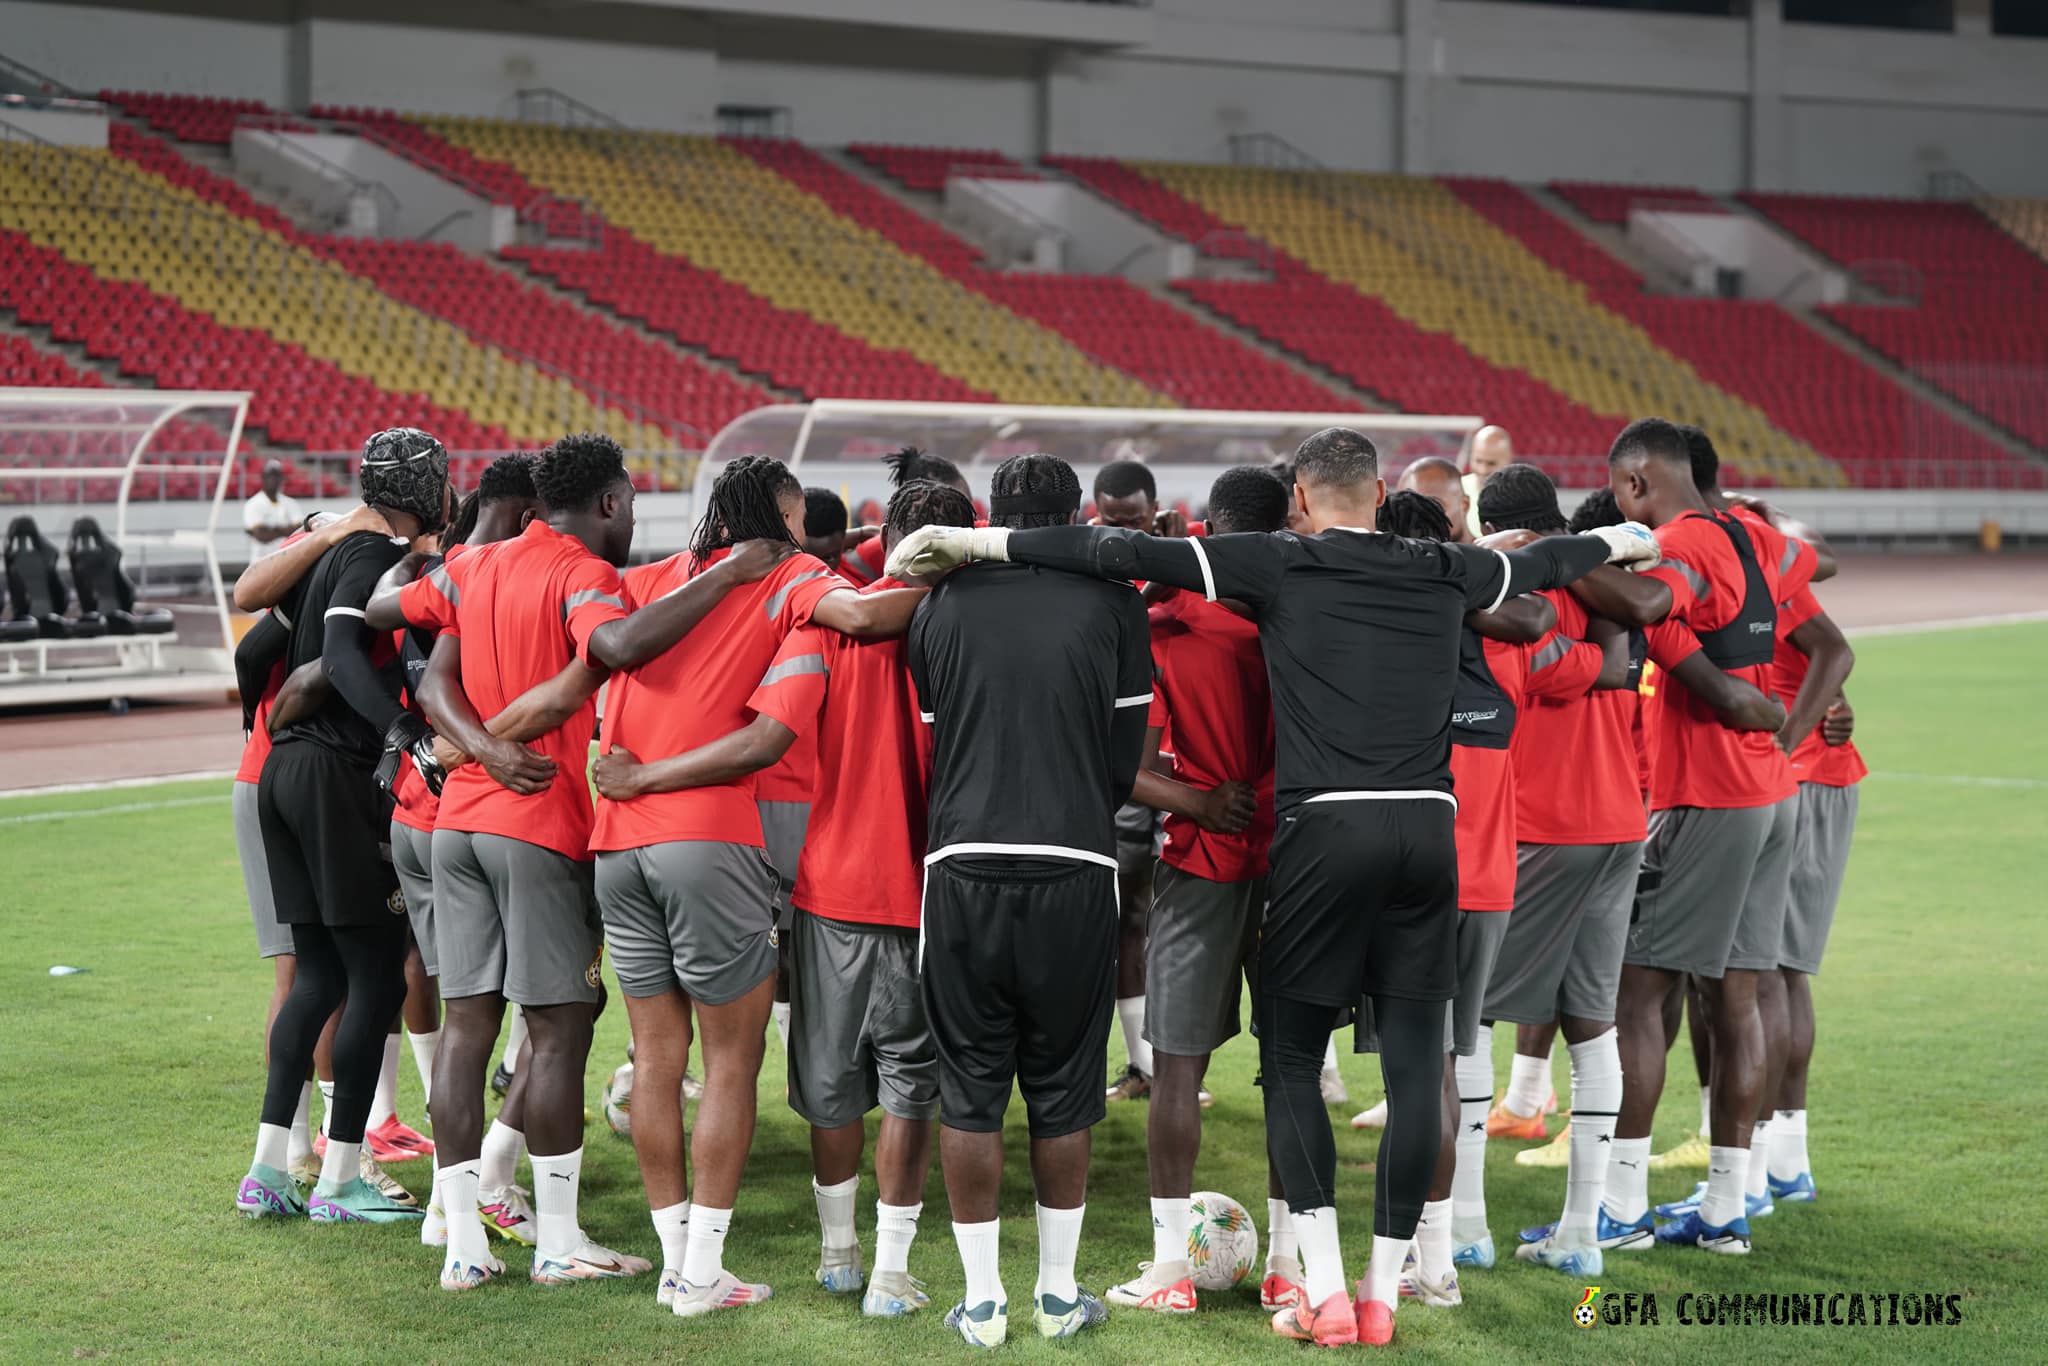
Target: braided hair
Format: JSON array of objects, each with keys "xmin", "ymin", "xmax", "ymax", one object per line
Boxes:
[
  {"xmin": 987, "ymin": 453, "xmax": 1081, "ymax": 530},
  {"xmin": 690, "ymin": 455, "xmax": 800, "ymax": 569},
  {"xmin": 1380, "ymin": 488, "xmax": 1452, "ymax": 542},
  {"xmin": 882, "ymin": 445, "xmax": 965, "ymax": 491},
  {"xmin": 885, "ymin": 479, "xmax": 976, "ymax": 538}
]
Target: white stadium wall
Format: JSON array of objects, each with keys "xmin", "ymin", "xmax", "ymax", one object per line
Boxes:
[{"xmin": 3, "ymin": 0, "xmax": 2048, "ymax": 195}]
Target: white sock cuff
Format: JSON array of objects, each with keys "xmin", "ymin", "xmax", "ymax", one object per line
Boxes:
[
  {"xmin": 878, "ymin": 1200, "xmax": 923, "ymax": 1217},
  {"xmin": 814, "ymin": 1174, "xmax": 860, "ymax": 1198}
]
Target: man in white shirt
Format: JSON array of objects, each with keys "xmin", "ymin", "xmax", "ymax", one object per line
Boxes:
[
  {"xmin": 1461, "ymin": 426, "xmax": 1514, "ymax": 540},
  {"xmin": 244, "ymin": 460, "xmax": 304, "ymax": 560}
]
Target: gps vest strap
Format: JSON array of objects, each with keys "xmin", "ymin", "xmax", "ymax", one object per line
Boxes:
[{"xmin": 1694, "ymin": 512, "xmax": 1776, "ymax": 670}]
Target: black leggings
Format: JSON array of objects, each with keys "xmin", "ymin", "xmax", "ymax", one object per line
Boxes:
[
  {"xmin": 261, "ymin": 919, "xmax": 409, "ymax": 1146},
  {"xmin": 1259, "ymin": 990, "xmax": 1445, "ymax": 1239}
]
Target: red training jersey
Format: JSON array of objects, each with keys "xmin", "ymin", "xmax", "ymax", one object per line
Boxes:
[
  {"xmin": 235, "ymin": 526, "xmax": 316, "ymax": 784},
  {"xmin": 397, "ymin": 521, "xmax": 629, "ymax": 860},
  {"xmin": 1146, "ymin": 593, "xmax": 1274, "ymax": 883},
  {"xmin": 591, "ymin": 549, "xmax": 843, "ymax": 852},
  {"xmin": 1637, "ymin": 510, "xmax": 1815, "ymax": 811},
  {"xmin": 1511, "ymin": 589, "xmax": 1648, "ymax": 846},
  {"xmin": 1453, "ymin": 628, "xmax": 1603, "ymax": 910},
  {"xmin": 750, "ymin": 576, "xmax": 933, "ymax": 929},
  {"xmin": 1774, "ymin": 588, "xmax": 1867, "ymax": 789},
  {"xmin": 753, "ymin": 563, "xmax": 849, "ymax": 805}
]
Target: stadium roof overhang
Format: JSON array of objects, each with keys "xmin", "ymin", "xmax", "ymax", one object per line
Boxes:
[{"xmin": 633, "ymin": 0, "xmax": 1156, "ymax": 49}]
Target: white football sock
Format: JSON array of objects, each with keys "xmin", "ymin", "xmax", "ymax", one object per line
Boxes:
[
  {"xmin": 1451, "ymin": 1044, "xmax": 1493, "ymax": 1242},
  {"xmin": 479, "ymin": 1120, "xmax": 523, "ymax": 1193},
  {"xmin": 1699, "ymin": 1146, "xmax": 1747, "ymax": 1228},
  {"xmin": 1266, "ymin": 1198, "xmax": 1297, "ymax": 1264},
  {"xmin": 532, "ymin": 1146, "xmax": 589, "ymax": 1261},
  {"xmin": 772, "ymin": 1000, "xmax": 791, "ymax": 1052},
  {"xmin": 316, "ymin": 1137, "xmax": 359, "ymax": 1194},
  {"xmin": 1321, "ymin": 1035, "xmax": 1340, "ymax": 1076},
  {"xmin": 1602, "ymin": 1136, "xmax": 1652, "ymax": 1223},
  {"xmin": 1560, "ymin": 1030, "xmax": 1623, "ymax": 1245},
  {"xmin": 1150, "ymin": 1195, "xmax": 1189, "ymax": 1267},
  {"xmin": 253, "ymin": 1121, "xmax": 290, "ymax": 1173},
  {"xmin": 1117, "ymin": 997, "xmax": 1152, "ymax": 1078},
  {"xmin": 406, "ymin": 1028, "xmax": 439, "ymax": 1105},
  {"xmin": 1769, "ymin": 1108, "xmax": 1810, "ymax": 1180},
  {"xmin": 316, "ymin": 1078, "xmax": 335, "ymax": 1138},
  {"xmin": 367, "ymin": 1035, "xmax": 400, "ymax": 1131},
  {"xmin": 423, "ymin": 1162, "xmax": 446, "ymax": 1245},
  {"xmin": 286, "ymin": 1086, "xmax": 313, "ymax": 1165},
  {"xmin": 1699, "ymin": 1085, "xmax": 1713, "ymax": 1139},
  {"xmin": 530, "ymin": 1147, "xmax": 585, "ymax": 1262},
  {"xmin": 1746, "ymin": 1122, "xmax": 1773, "ymax": 1202},
  {"xmin": 1363, "ymin": 1234, "xmax": 1407, "ymax": 1312},
  {"xmin": 682, "ymin": 1204, "xmax": 732, "ymax": 1285},
  {"xmin": 1035, "ymin": 1203, "xmax": 1084, "ymax": 1303},
  {"xmin": 441, "ymin": 1159, "xmax": 489, "ymax": 1267},
  {"xmin": 953, "ymin": 1218, "xmax": 1003, "ymax": 1307},
  {"xmin": 1505, "ymin": 1050, "xmax": 1549, "ymax": 1117},
  {"xmin": 502, "ymin": 1007, "xmax": 527, "ymax": 1072},
  {"xmin": 1294, "ymin": 1206, "xmax": 1345, "ymax": 1305},
  {"xmin": 876, "ymin": 1201, "xmax": 921, "ymax": 1277},
  {"xmin": 652, "ymin": 1200, "xmax": 691, "ymax": 1274},
  {"xmin": 814, "ymin": 1174, "xmax": 859, "ymax": 1251},
  {"xmin": 1413, "ymin": 1198, "xmax": 1454, "ymax": 1286}
]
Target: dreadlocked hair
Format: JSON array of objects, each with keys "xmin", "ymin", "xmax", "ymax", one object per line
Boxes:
[
  {"xmin": 690, "ymin": 455, "xmax": 800, "ymax": 569},
  {"xmin": 988, "ymin": 452, "xmax": 1081, "ymax": 530},
  {"xmin": 478, "ymin": 453, "xmax": 540, "ymax": 506},
  {"xmin": 1568, "ymin": 487, "xmax": 1624, "ymax": 532},
  {"xmin": 885, "ymin": 479, "xmax": 976, "ymax": 538},
  {"xmin": 535, "ymin": 432, "xmax": 628, "ymax": 514},
  {"xmin": 443, "ymin": 489, "xmax": 483, "ymax": 549},
  {"xmin": 882, "ymin": 445, "xmax": 964, "ymax": 491},
  {"xmin": 1381, "ymin": 489, "xmax": 1453, "ymax": 542}
]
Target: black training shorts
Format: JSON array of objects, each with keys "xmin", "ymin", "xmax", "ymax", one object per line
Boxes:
[
  {"xmin": 920, "ymin": 856, "xmax": 1117, "ymax": 1139},
  {"xmin": 258, "ymin": 739, "xmax": 401, "ymax": 930},
  {"xmin": 1262, "ymin": 797, "xmax": 1459, "ymax": 1007}
]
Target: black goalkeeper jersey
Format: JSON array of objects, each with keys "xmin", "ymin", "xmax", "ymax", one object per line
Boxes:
[
  {"xmin": 908, "ymin": 561, "xmax": 1152, "ymax": 868},
  {"xmin": 274, "ymin": 531, "xmax": 409, "ymax": 766}
]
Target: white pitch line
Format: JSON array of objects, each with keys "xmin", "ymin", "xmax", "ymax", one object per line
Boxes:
[
  {"xmin": 0, "ymin": 769, "xmax": 236, "ymax": 798},
  {"xmin": 1867, "ymin": 770, "xmax": 2048, "ymax": 791},
  {"xmin": 0, "ymin": 793, "xmax": 229, "ymax": 826},
  {"xmin": 1847, "ymin": 610, "xmax": 2048, "ymax": 639}
]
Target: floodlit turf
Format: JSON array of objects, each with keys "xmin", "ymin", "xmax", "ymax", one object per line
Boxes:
[{"xmin": 2, "ymin": 623, "xmax": 2043, "ymax": 1362}]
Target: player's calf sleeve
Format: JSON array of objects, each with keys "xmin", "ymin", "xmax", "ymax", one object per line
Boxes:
[
  {"xmin": 1769, "ymin": 1109, "xmax": 1810, "ymax": 1181},
  {"xmin": 1255, "ymin": 993, "xmax": 1340, "ymax": 1212},
  {"xmin": 814, "ymin": 1174, "xmax": 859, "ymax": 1251},
  {"xmin": 1451, "ymin": 1045, "xmax": 1493, "ymax": 1241},
  {"xmin": 1035, "ymin": 1204, "xmax": 1084, "ymax": 1302},
  {"xmin": 1505, "ymin": 1049, "xmax": 1550, "ymax": 1117},
  {"xmin": 876, "ymin": 1201, "xmax": 921, "ymax": 1276},
  {"xmin": 1561, "ymin": 1030, "xmax": 1622, "ymax": 1243}
]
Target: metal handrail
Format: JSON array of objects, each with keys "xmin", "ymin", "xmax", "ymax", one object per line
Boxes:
[
  {"xmin": 0, "ymin": 47, "xmax": 82, "ymax": 99},
  {"xmin": 1928, "ymin": 168, "xmax": 1990, "ymax": 202},
  {"xmin": 944, "ymin": 173, "xmax": 1070, "ymax": 265},
  {"xmin": 0, "ymin": 116, "xmax": 688, "ymax": 443},
  {"xmin": 231, "ymin": 114, "xmax": 401, "ymax": 234},
  {"xmin": 1846, "ymin": 258, "xmax": 1923, "ymax": 306},
  {"xmin": 505, "ymin": 88, "xmax": 1131, "ymax": 405}
]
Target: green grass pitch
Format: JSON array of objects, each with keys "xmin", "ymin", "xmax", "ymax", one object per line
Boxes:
[{"xmin": 2, "ymin": 623, "xmax": 2042, "ymax": 1362}]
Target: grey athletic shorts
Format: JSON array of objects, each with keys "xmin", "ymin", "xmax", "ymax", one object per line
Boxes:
[
  {"xmin": 1485, "ymin": 841, "xmax": 1643, "ymax": 1026},
  {"xmin": 596, "ymin": 840, "xmax": 780, "ymax": 1005},
  {"xmin": 1781, "ymin": 783, "xmax": 1858, "ymax": 974},
  {"xmin": 1625, "ymin": 797, "xmax": 1797, "ymax": 978},
  {"xmin": 234, "ymin": 780, "xmax": 292, "ymax": 959},
  {"xmin": 1143, "ymin": 862, "xmax": 1263, "ymax": 1056},
  {"xmin": 757, "ymin": 799, "xmax": 809, "ymax": 934},
  {"xmin": 431, "ymin": 829, "xmax": 602, "ymax": 1006},
  {"xmin": 389, "ymin": 818, "xmax": 437, "ymax": 978},
  {"xmin": 1115, "ymin": 800, "xmax": 1164, "ymax": 877},
  {"xmin": 786, "ymin": 911, "xmax": 937, "ymax": 1129},
  {"xmin": 1352, "ymin": 910, "xmax": 1505, "ymax": 1057}
]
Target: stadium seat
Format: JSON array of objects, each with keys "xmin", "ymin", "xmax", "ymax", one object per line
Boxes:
[
  {"xmin": 5, "ymin": 516, "xmax": 102, "ymax": 638},
  {"xmin": 67, "ymin": 518, "xmax": 174, "ymax": 635}
]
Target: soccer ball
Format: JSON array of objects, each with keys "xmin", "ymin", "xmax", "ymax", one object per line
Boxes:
[
  {"xmin": 1574, "ymin": 1302, "xmax": 1599, "ymax": 1328},
  {"xmin": 1187, "ymin": 1191, "xmax": 1258, "ymax": 1291}
]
